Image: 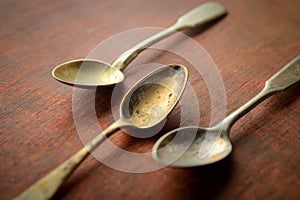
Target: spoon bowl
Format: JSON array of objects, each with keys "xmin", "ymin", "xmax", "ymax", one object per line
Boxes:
[
  {"xmin": 153, "ymin": 55, "xmax": 300, "ymax": 167},
  {"xmin": 52, "ymin": 2, "xmax": 227, "ymax": 86},
  {"xmin": 52, "ymin": 59, "xmax": 124, "ymax": 86},
  {"xmin": 153, "ymin": 126, "xmax": 232, "ymax": 167},
  {"xmin": 121, "ymin": 65, "xmax": 187, "ymax": 128},
  {"xmin": 119, "ymin": 64, "xmax": 187, "ymax": 138}
]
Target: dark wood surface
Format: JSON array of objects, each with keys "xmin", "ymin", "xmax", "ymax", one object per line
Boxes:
[{"xmin": 1, "ymin": 0, "xmax": 299, "ymax": 199}]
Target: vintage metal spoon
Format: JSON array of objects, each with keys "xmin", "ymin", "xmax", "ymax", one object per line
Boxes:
[
  {"xmin": 152, "ymin": 55, "xmax": 300, "ymax": 167},
  {"xmin": 14, "ymin": 64, "xmax": 188, "ymax": 199},
  {"xmin": 52, "ymin": 2, "xmax": 226, "ymax": 86}
]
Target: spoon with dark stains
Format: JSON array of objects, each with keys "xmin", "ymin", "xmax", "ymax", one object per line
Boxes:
[
  {"xmin": 14, "ymin": 64, "xmax": 188, "ymax": 200},
  {"xmin": 152, "ymin": 55, "xmax": 300, "ymax": 167},
  {"xmin": 52, "ymin": 2, "xmax": 226, "ymax": 86}
]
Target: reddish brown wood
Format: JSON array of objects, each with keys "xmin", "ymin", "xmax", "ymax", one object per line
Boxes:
[{"xmin": 0, "ymin": 0, "xmax": 299, "ymax": 199}]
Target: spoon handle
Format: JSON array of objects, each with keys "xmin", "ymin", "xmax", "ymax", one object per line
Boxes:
[
  {"xmin": 222, "ymin": 55, "xmax": 300, "ymax": 130},
  {"xmin": 13, "ymin": 121, "xmax": 121, "ymax": 200},
  {"xmin": 111, "ymin": 2, "xmax": 227, "ymax": 71},
  {"xmin": 266, "ymin": 56, "xmax": 300, "ymax": 91}
]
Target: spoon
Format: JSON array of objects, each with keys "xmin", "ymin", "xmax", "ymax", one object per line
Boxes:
[
  {"xmin": 14, "ymin": 64, "xmax": 188, "ymax": 200},
  {"xmin": 52, "ymin": 2, "xmax": 226, "ymax": 86},
  {"xmin": 152, "ymin": 55, "xmax": 300, "ymax": 167}
]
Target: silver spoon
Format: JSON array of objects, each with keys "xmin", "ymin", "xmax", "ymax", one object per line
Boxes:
[
  {"xmin": 14, "ymin": 64, "xmax": 188, "ymax": 200},
  {"xmin": 52, "ymin": 2, "xmax": 226, "ymax": 86},
  {"xmin": 152, "ymin": 55, "xmax": 300, "ymax": 167}
]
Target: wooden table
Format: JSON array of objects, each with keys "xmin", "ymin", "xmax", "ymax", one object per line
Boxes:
[{"xmin": 1, "ymin": 0, "xmax": 299, "ymax": 199}]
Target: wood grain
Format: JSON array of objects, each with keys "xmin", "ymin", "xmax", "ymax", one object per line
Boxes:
[{"xmin": 0, "ymin": 0, "xmax": 299, "ymax": 199}]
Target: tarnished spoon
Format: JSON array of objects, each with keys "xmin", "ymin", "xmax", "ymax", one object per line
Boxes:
[
  {"xmin": 152, "ymin": 55, "xmax": 300, "ymax": 167},
  {"xmin": 52, "ymin": 2, "xmax": 226, "ymax": 86},
  {"xmin": 14, "ymin": 64, "xmax": 188, "ymax": 200}
]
